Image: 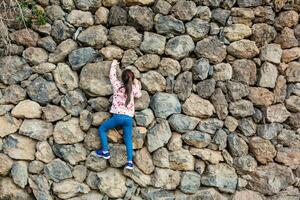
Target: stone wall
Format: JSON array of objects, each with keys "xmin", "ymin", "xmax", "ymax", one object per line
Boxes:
[{"xmin": 0, "ymin": 0, "xmax": 300, "ymax": 199}]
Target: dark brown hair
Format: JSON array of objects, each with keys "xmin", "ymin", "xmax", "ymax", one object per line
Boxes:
[{"xmin": 121, "ymin": 69, "xmax": 135, "ymax": 107}]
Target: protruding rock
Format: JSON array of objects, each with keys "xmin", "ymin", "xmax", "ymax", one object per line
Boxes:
[
  {"xmin": 150, "ymin": 92, "xmax": 181, "ymax": 119},
  {"xmin": 249, "ymin": 137, "xmax": 276, "ymax": 164},
  {"xmin": 165, "ymin": 35, "xmax": 195, "ymax": 59},
  {"xmin": 195, "ymin": 37, "xmax": 227, "ymax": 64},
  {"xmin": 147, "ymin": 119, "xmax": 172, "ymax": 152},
  {"xmin": 183, "ymin": 94, "xmax": 215, "ymax": 118},
  {"xmin": 201, "ymin": 163, "xmax": 238, "ymax": 193}
]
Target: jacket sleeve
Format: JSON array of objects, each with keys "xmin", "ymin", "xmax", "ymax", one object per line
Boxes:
[{"xmin": 109, "ymin": 62, "xmax": 121, "ymax": 90}]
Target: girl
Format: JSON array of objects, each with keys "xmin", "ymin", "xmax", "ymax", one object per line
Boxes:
[{"xmin": 96, "ymin": 60, "xmax": 142, "ymax": 170}]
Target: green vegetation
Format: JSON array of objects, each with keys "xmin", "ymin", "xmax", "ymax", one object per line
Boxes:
[{"xmin": 16, "ymin": 0, "xmax": 47, "ymax": 27}]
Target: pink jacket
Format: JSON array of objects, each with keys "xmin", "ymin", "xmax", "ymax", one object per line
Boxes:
[{"xmin": 109, "ymin": 63, "xmax": 142, "ymax": 117}]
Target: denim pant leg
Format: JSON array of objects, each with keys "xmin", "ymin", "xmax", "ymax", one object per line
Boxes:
[
  {"xmin": 122, "ymin": 117, "xmax": 133, "ymax": 161},
  {"xmin": 98, "ymin": 115, "xmax": 119, "ymax": 151}
]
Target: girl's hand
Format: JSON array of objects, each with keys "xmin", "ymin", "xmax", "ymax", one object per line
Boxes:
[{"xmin": 112, "ymin": 60, "xmax": 119, "ymax": 66}]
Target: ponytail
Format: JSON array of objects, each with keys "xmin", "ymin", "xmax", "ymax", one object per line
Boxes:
[
  {"xmin": 121, "ymin": 69, "xmax": 134, "ymax": 107},
  {"xmin": 125, "ymin": 76, "xmax": 133, "ymax": 106}
]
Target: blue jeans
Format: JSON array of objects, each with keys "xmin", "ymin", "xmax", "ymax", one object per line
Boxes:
[{"xmin": 98, "ymin": 114, "xmax": 133, "ymax": 161}]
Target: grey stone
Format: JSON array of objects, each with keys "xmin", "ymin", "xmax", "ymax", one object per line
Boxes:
[
  {"xmin": 28, "ymin": 161, "xmax": 44, "ymax": 174},
  {"xmin": 197, "ymin": 118, "xmax": 224, "ymax": 134},
  {"xmin": 286, "ymin": 95, "xmax": 300, "ymax": 112},
  {"xmin": 128, "ymin": 6, "xmax": 154, "ymax": 31},
  {"xmin": 11, "ymin": 161, "xmax": 28, "ymax": 188},
  {"xmin": 51, "ymin": 20, "xmax": 75, "ymax": 41},
  {"xmin": 1, "ymin": 85, "xmax": 26, "ymax": 104},
  {"xmin": 197, "ymin": 79, "xmax": 216, "ymax": 99},
  {"xmin": 53, "ymin": 143, "xmax": 87, "ymax": 165},
  {"xmin": 109, "ymin": 26, "xmax": 142, "ymax": 49},
  {"xmin": 22, "ymin": 47, "xmax": 48, "ymax": 65},
  {"xmin": 78, "ymin": 25, "xmax": 108, "ymax": 48},
  {"xmin": 213, "ymin": 129, "xmax": 227, "ymax": 150},
  {"xmin": 19, "ymin": 119, "xmax": 53, "ymax": 141},
  {"xmin": 185, "ymin": 18, "xmax": 210, "ymax": 41},
  {"xmin": 266, "ymin": 104, "xmax": 290, "ymax": 123},
  {"xmin": 155, "ymin": 15, "xmax": 185, "ymax": 35},
  {"xmin": 234, "ymin": 155, "xmax": 257, "ymax": 173},
  {"xmin": 48, "ymin": 39, "xmax": 78, "ymax": 63},
  {"xmin": 0, "ymin": 178, "xmax": 34, "ymax": 200},
  {"xmin": 79, "ymin": 110, "xmax": 92, "ymax": 131},
  {"xmin": 238, "ymin": 117, "xmax": 256, "ymax": 136},
  {"xmin": 135, "ymin": 54, "xmax": 160, "ymax": 72},
  {"xmin": 123, "ymin": 165, "xmax": 151, "ymax": 187},
  {"xmin": 210, "ymin": 88, "xmax": 228, "ymax": 120},
  {"xmin": 147, "ymin": 119, "xmax": 172, "ymax": 152},
  {"xmin": 169, "ymin": 149, "xmax": 195, "ymax": 171},
  {"xmin": 153, "ymin": 147, "xmax": 170, "ymax": 168},
  {"xmin": 158, "ymin": 57, "xmax": 181, "ymax": 77},
  {"xmin": 52, "ymin": 179, "xmax": 90, "ymax": 199},
  {"xmin": 212, "ymin": 8, "xmax": 231, "ymax": 26},
  {"xmin": 68, "ymin": 47, "xmax": 98, "ymax": 71},
  {"xmin": 153, "ymin": 0, "xmax": 172, "ymax": 15},
  {"xmin": 180, "ymin": 171, "xmax": 201, "ymax": 194},
  {"xmin": 79, "ymin": 61, "xmax": 113, "ymax": 96},
  {"xmin": 167, "ymin": 133, "xmax": 182, "ymax": 152},
  {"xmin": 134, "ymin": 147, "xmax": 154, "ymax": 174},
  {"xmin": 257, "ymin": 123, "xmax": 283, "ymax": 140},
  {"xmin": 38, "ymin": 36, "xmax": 57, "ymax": 52},
  {"xmin": 171, "ymin": 0, "xmax": 197, "ymax": 21},
  {"xmin": 246, "ymin": 163, "xmax": 295, "ymax": 195},
  {"xmin": 192, "ymin": 58, "xmax": 210, "ymax": 81},
  {"xmin": 67, "ymin": 10, "xmax": 94, "ymax": 27},
  {"xmin": 195, "ymin": 36, "xmax": 227, "ymax": 64},
  {"xmin": 228, "ymin": 133, "xmax": 248, "ymax": 157},
  {"xmin": 35, "ymin": 141, "xmax": 55, "ymax": 163},
  {"xmin": 150, "ymin": 92, "xmax": 181, "ymax": 119},
  {"xmin": 257, "ymin": 62, "xmax": 278, "ymax": 88},
  {"xmin": 260, "ymin": 44, "xmax": 282, "ymax": 64},
  {"xmin": 183, "ymin": 94, "xmax": 215, "ymax": 118},
  {"xmin": 0, "ymin": 56, "xmax": 32, "ymax": 85},
  {"xmin": 140, "ymin": 32, "xmax": 166, "ymax": 55},
  {"xmin": 97, "ymin": 168, "xmax": 127, "ymax": 198},
  {"xmin": 226, "ymin": 81, "xmax": 249, "ymax": 101},
  {"xmin": 227, "ymin": 39, "xmax": 259, "ymax": 59},
  {"xmin": 74, "ymin": 0, "xmax": 101, "ymax": 10},
  {"xmin": 212, "ymin": 63, "xmax": 232, "ymax": 81},
  {"xmin": 27, "ymin": 77, "xmax": 58, "ymax": 105},
  {"xmin": 86, "ymin": 152, "xmax": 108, "ymax": 172},
  {"xmin": 44, "ymin": 159, "xmax": 72, "ymax": 182},
  {"xmin": 108, "ymin": 6, "xmax": 128, "ymax": 26},
  {"xmin": 141, "ymin": 71, "xmax": 166, "ymax": 94},
  {"xmin": 29, "ymin": 175, "xmax": 52, "ymax": 200},
  {"xmin": 135, "ymin": 109, "xmax": 154, "ymax": 127},
  {"xmin": 152, "ymin": 168, "xmax": 181, "ymax": 190},
  {"xmin": 174, "ymin": 71, "xmax": 193, "ymax": 101},
  {"xmin": 53, "ymin": 63, "xmax": 79, "ymax": 94},
  {"xmin": 237, "ymin": 0, "xmax": 262, "ymax": 7},
  {"xmin": 53, "ymin": 118, "xmax": 85, "ymax": 144},
  {"xmin": 251, "ymin": 23, "xmax": 277, "ymax": 47},
  {"xmin": 42, "ymin": 104, "xmax": 67, "ymax": 122},
  {"xmin": 165, "ymin": 35, "xmax": 195, "ymax": 59},
  {"xmin": 45, "ymin": 5, "xmax": 65, "ymax": 20},
  {"xmin": 182, "ymin": 131, "xmax": 211, "ymax": 148},
  {"xmin": 168, "ymin": 114, "xmax": 199, "ymax": 133},
  {"xmin": 3, "ymin": 134, "xmax": 37, "ymax": 160},
  {"xmin": 201, "ymin": 163, "xmax": 238, "ymax": 193},
  {"xmin": 229, "ymin": 100, "xmax": 254, "ymax": 118},
  {"xmin": 61, "ymin": 90, "xmax": 87, "ymax": 117},
  {"xmin": 232, "ymin": 59, "xmax": 257, "ymax": 85},
  {"xmin": 109, "ymin": 145, "xmax": 127, "ymax": 168}
]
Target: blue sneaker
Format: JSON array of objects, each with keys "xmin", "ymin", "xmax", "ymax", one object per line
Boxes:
[
  {"xmin": 125, "ymin": 161, "xmax": 134, "ymax": 170},
  {"xmin": 95, "ymin": 149, "xmax": 110, "ymax": 159}
]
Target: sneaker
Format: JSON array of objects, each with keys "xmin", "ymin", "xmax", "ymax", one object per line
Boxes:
[
  {"xmin": 125, "ymin": 161, "xmax": 134, "ymax": 170},
  {"xmin": 95, "ymin": 149, "xmax": 110, "ymax": 159}
]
